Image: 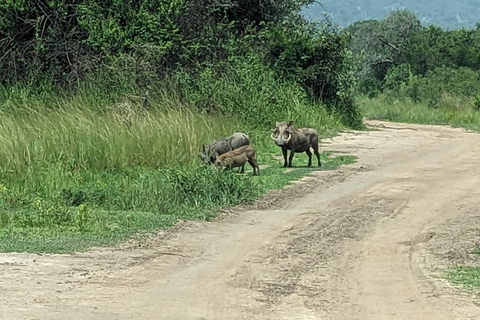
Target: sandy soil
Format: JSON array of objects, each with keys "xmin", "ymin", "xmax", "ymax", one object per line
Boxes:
[{"xmin": 1, "ymin": 119, "xmax": 480, "ymax": 320}]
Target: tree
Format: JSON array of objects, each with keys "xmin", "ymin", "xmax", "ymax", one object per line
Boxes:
[{"xmin": 348, "ymin": 9, "xmax": 421, "ymax": 83}]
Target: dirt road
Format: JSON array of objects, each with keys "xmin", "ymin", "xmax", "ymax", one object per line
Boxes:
[{"xmin": 2, "ymin": 120, "xmax": 480, "ymax": 320}]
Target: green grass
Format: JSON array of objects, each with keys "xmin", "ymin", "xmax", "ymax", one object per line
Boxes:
[
  {"xmin": 0, "ymin": 83, "xmax": 355, "ymax": 253},
  {"xmin": 445, "ymin": 266, "xmax": 480, "ymax": 291},
  {"xmin": 440, "ymin": 247, "xmax": 480, "ymax": 292},
  {"xmin": 0, "ymin": 149, "xmax": 356, "ymax": 254},
  {"xmin": 358, "ymin": 93, "xmax": 480, "ymax": 131}
]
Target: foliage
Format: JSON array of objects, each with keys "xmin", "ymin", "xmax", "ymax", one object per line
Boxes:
[
  {"xmin": 0, "ymin": 0, "xmax": 359, "ymax": 126},
  {"xmin": 0, "ymin": 0, "xmax": 315, "ymax": 86},
  {"xmin": 402, "ymin": 25, "xmax": 480, "ymax": 75},
  {"xmin": 384, "ymin": 66, "xmax": 480, "ymax": 104},
  {"xmin": 358, "ymin": 94, "xmax": 480, "ymax": 131},
  {"xmin": 347, "ymin": 10, "xmax": 422, "ymax": 85},
  {"xmin": 347, "ymin": 9, "xmax": 480, "ymax": 106},
  {"xmin": 261, "ymin": 19, "xmax": 362, "ymax": 127}
]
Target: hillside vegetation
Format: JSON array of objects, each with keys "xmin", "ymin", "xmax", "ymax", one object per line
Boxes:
[
  {"xmin": 303, "ymin": 0, "xmax": 480, "ymax": 30},
  {"xmin": 0, "ymin": 0, "xmax": 359, "ymax": 252},
  {"xmin": 346, "ymin": 10, "xmax": 480, "ymax": 130}
]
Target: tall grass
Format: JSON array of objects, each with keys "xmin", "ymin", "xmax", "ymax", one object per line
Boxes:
[
  {"xmin": 0, "ymin": 101, "xmax": 240, "ymax": 175},
  {"xmin": 0, "ymin": 73, "xmax": 351, "ymax": 253}
]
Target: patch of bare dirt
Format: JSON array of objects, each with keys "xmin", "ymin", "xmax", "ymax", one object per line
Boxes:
[
  {"xmin": 419, "ymin": 200, "xmax": 480, "ymax": 301},
  {"xmin": 1, "ymin": 119, "xmax": 480, "ymax": 320},
  {"xmin": 429, "ymin": 210, "xmax": 480, "ymax": 268}
]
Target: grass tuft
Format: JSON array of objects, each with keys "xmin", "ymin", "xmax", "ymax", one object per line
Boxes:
[{"xmin": 445, "ymin": 266, "xmax": 480, "ymax": 291}]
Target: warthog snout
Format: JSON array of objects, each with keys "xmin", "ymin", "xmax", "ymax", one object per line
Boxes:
[{"xmin": 271, "ymin": 121, "xmax": 293, "ymax": 146}]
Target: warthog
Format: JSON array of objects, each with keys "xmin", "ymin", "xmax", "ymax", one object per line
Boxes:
[
  {"xmin": 200, "ymin": 132, "xmax": 250, "ymax": 172},
  {"xmin": 214, "ymin": 145, "xmax": 260, "ymax": 176},
  {"xmin": 270, "ymin": 121, "xmax": 321, "ymax": 168}
]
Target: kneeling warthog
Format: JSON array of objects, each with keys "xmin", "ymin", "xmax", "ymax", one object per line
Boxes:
[
  {"xmin": 200, "ymin": 132, "xmax": 250, "ymax": 172},
  {"xmin": 214, "ymin": 145, "xmax": 260, "ymax": 175},
  {"xmin": 270, "ymin": 121, "xmax": 321, "ymax": 168}
]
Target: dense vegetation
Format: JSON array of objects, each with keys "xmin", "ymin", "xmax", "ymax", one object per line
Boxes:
[
  {"xmin": 346, "ymin": 9, "xmax": 480, "ymax": 129},
  {"xmin": 0, "ymin": 0, "xmax": 359, "ymax": 252},
  {"xmin": 303, "ymin": 0, "xmax": 480, "ymax": 30}
]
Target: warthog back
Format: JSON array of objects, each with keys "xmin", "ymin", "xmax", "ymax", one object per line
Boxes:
[{"xmin": 200, "ymin": 132, "xmax": 250, "ymax": 164}]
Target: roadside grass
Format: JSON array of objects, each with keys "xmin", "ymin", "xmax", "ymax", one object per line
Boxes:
[
  {"xmin": 445, "ymin": 266, "xmax": 480, "ymax": 292},
  {"xmin": 0, "ymin": 150, "xmax": 356, "ymax": 254},
  {"xmin": 0, "ymin": 86, "xmax": 355, "ymax": 254},
  {"xmin": 441, "ymin": 247, "xmax": 480, "ymax": 293},
  {"xmin": 358, "ymin": 93, "xmax": 480, "ymax": 132}
]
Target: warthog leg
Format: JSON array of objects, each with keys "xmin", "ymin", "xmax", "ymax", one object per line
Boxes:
[
  {"xmin": 288, "ymin": 150, "xmax": 295, "ymax": 168},
  {"xmin": 313, "ymin": 147, "xmax": 321, "ymax": 167},
  {"xmin": 306, "ymin": 149, "xmax": 313, "ymax": 167},
  {"xmin": 248, "ymin": 158, "xmax": 260, "ymax": 176},
  {"xmin": 282, "ymin": 148, "xmax": 288, "ymax": 167}
]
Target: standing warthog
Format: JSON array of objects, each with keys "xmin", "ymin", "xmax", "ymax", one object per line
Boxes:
[
  {"xmin": 270, "ymin": 121, "xmax": 321, "ymax": 168},
  {"xmin": 200, "ymin": 132, "xmax": 250, "ymax": 172},
  {"xmin": 214, "ymin": 145, "xmax": 260, "ymax": 176}
]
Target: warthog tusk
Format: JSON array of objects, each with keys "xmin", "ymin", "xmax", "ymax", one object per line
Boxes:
[
  {"xmin": 285, "ymin": 131, "xmax": 292, "ymax": 142},
  {"xmin": 270, "ymin": 132, "xmax": 277, "ymax": 140}
]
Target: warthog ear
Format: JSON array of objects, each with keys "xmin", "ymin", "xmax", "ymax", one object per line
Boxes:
[
  {"xmin": 275, "ymin": 121, "xmax": 281, "ymax": 126},
  {"xmin": 287, "ymin": 121, "xmax": 293, "ymax": 127}
]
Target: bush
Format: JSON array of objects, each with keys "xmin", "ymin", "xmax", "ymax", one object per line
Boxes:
[
  {"xmin": 264, "ymin": 21, "xmax": 362, "ymax": 128},
  {"xmin": 382, "ymin": 66, "xmax": 480, "ymax": 105},
  {"xmin": 174, "ymin": 53, "xmax": 337, "ymax": 128}
]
